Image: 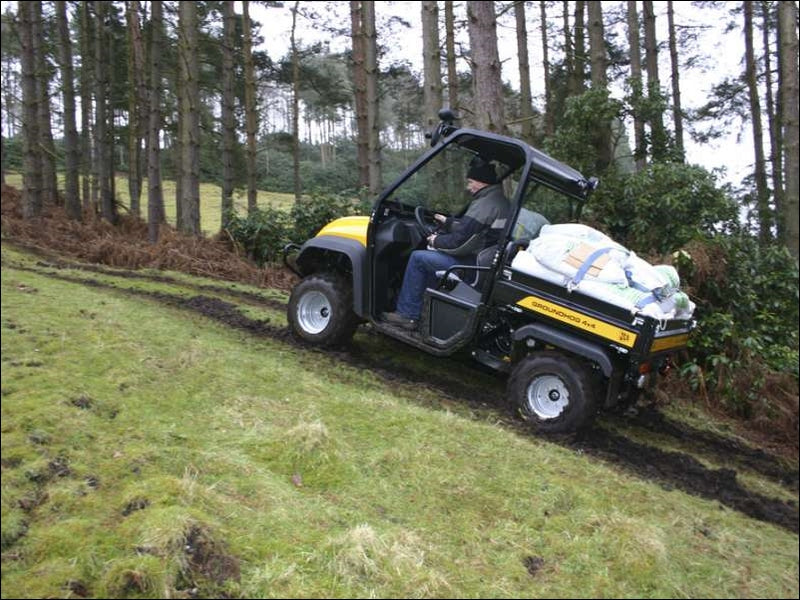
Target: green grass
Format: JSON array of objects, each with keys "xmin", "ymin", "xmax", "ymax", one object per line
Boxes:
[
  {"xmin": 3, "ymin": 172, "xmax": 295, "ymax": 235},
  {"xmin": 1, "ymin": 243, "xmax": 798, "ymax": 598}
]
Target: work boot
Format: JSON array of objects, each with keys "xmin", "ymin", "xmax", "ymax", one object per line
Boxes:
[{"xmin": 380, "ymin": 311, "xmax": 418, "ymax": 331}]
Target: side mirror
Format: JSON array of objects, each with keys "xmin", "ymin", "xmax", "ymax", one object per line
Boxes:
[{"xmin": 426, "ymin": 108, "xmax": 460, "ymax": 147}]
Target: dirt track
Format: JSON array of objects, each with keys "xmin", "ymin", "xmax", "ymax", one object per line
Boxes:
[{"xmin": 5, "ymin": 257, "xmax": 798, "ymax": 534}]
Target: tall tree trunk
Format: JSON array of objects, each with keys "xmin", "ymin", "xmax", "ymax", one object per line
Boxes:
[
  {"xmin": 178, "ymin": 1, "xmax": 200, "ymax": 236},
  {"xmin": 79, "ymin": 1, "xmax": 93, "ymax": 212},
  {"xmin": 745, "ymin": 0, "xmax": 773, "ymax": 243},
  {"xmin": 221, "ymin": 0, "xmax": 235, "ymax": 230},
  {"xmin": 421, "ymin": 1, "xmax": 443, "ymax": 134},
  {"xmin": 94, "ymin": 1, "xmax": 115, "ymax": 223},
  {"xmin": 562, "ymin": 1, "xmax": 573, "ymax": 91},
  {"xmin": 778, "ymin": 0, "xmax": 799, "ymax": 261},
  {"xmin": 587, "ymin": 1, "xmax": 606, "ymax": 89},
  {"xmin": 762, "ymin": 0, "xmax": 784, "ymax": 243},
  {"xmin": 33, "ymin": 1, "xmax": 57, "ymax": 205},
  {"xmin": 515, "ymin": 1, "xmax": 534, "ymax": 141},
  {"xmin": 540, "ymin": 1, "xmax": 553, "ymax": 136},
  {"xmin": 56, "ymin": 0, "xmax": 81, "ymax": 220},
  {"xmin": 243, "ymin": 0, "xmax": 258, "ymax": 214},
  {"xmin": 666, "ymin": 1, "xmax": 684, "ymax": 160},
  {"xmin": 174, "ymin": 51, "xmax": 184, "ymax": 231},
  {"xmin": 445, "ymin": 0, "xmax": 459, "ymax": 112},
  {"xmin": 570, "ymin": 0, "xmax": 586, "ymax": 95},
  {"xmin": 587, "ymin": 1, "xmax": 611, "ymax": 172},
  {"xmin": 147, "ymin": 0, "xmax": 164, "ymax": 244},
  {"xmin": 291, "ymin": 1, "xmax": 302, "ymax": 203},
  {"xmin": 467, "ymin": 1, "xmax": 505, "ymax": 133},
  {"xmin": 363, "ymin": 0, "xmax": 381, "ymax": 195},
  {"xmin": 18, "ymin": 1, "xmax": 42, "ymax": 218},
  {"xmin": 350, "ymin": 0, "xmax": 369, "ymax": 190},
  {"xmin": 126, "ymin": 0, "xmax": 145, "ymax": 218},
  {"xmin": 643, "ymin": 0, "xmax": 667, "ymax": 161},
  {"xmin": 422, "ymin": 0, "xmax": 444, "ymax": 199},
  {"xmin": 627, "ymin": 0, "xmax": 646, "ymax": 170}
]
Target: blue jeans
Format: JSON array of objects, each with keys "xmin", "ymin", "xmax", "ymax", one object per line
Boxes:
[{"xmin": 395, "ymin": 250, "xmax": 462, "ymax": 319}]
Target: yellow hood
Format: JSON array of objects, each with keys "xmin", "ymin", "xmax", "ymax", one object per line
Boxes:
[{"xmin": 316, "ymin": 216, "xmax": 369, "ymax": 246}]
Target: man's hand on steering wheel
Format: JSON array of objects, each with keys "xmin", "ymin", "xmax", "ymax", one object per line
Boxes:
[{"xmin": 414, "ymin": 206, "xmax": 443, "ymax": 236}]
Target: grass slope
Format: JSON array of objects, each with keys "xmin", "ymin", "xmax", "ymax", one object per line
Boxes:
[{"xmin": 1, "ymin": 243, "xmax": 798, "ymax": 598}]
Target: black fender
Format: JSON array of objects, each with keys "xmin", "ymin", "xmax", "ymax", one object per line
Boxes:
[
  {"xmin": 512, "ymin": 322, "xmax": 614, "ymax": 377},
  {"xmin": 294, "ymin": 235, "xmax": 368, "ymax": 317}
]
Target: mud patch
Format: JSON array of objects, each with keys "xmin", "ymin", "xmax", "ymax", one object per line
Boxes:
[
  {"xmin": 35, "ymin": 258, "xmax": 289, "ymax": 310},
  {"xmin": 122, "ymin": 497, "xmax": 150, "ymax": 516},
  {"xmin": 625, "ymin": 404, "xmax": 798, "ymax": 490},
  {"xmin": 18, "ymin": 490, "xmax": 48, "ymax": 512},
  {"xmin": 48, "ymin": 455, "xmax": 71, "ymax": 478},
  {"xmin": 523, "ymin": 555, "xmax": 545, "ymax": 576},
  {"xmin": 570, "ymin": 427, "xmax": 798, "ymax": 534},
  {"xmin": 177, "ymin": 525, "xmax": 241, "ymax": 592},
  {"xmin": 71, "ymin": 394, "xmax": 93, "ymax": 409},
  {"xmin": 64, "ymin": 579, "xmax": 90, "ymax": 598}
]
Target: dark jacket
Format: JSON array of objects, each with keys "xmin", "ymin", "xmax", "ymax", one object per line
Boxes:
[{"xmin": 433, "ymin": 183, "xmax": 510, "ymax": 258}]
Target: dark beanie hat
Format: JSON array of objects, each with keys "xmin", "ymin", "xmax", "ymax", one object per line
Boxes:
[{"xmin": 467, "ymin": 158, "xmax": 497, "ymax": 184}]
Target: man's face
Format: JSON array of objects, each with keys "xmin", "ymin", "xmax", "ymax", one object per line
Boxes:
[{"xmin": 466, "ymin": 178, "xmax": 488, "ymax": 195}]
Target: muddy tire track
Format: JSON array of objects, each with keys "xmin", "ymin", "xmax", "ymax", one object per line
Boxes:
[
  {"xmin": 31, "ymin": 258, "xmax": 288, "ymax": 312},
  {"xmin": 8, "ymin": 262, "xmax": 799, "ymax": 534},
  {"xmin": 622, "ymin": 404, "xmax": 799, "ymax": 490}
]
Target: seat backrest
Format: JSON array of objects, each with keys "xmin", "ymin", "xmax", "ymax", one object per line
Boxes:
[{"xmin": 472, "ymin": 244, "xmax": 498, "ymax": 289}]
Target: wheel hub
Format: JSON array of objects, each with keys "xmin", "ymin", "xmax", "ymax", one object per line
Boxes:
[
  {"xmin": 526, "ymin": 375, "xmax": 569, "ymax": 420},
  {"xmin": 296, "ymin": 291, "xmax": 332, "ymax": 334}
]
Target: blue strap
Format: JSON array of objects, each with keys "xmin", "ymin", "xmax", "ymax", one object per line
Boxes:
[
  {"xmin": 570, "ymin": 247, "xmax": 615, "ymax": 287},
  {"xmin": 625, "ymin": 269, "xmax": 652, "ymax": 293},
  {"xmin": 635, "ymin": 294, "xmax": 659, "ymax": 308}
]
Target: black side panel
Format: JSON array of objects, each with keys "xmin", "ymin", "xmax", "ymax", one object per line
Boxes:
[
  {"xmin": 296, "ymin": 235, "xmax": 369, "ymax": 317},
  {"xmin": 512, "ymin": 322, "xmax": 615, "ymax": 376}
]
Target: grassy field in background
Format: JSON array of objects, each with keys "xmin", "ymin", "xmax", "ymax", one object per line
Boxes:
[
  {"xmin": 3, "ymin": 173, "xmax": 295, "ymax": 234},
  {"xmin": 1, "ymin": 242, "xmax": 798, "ymax": 599}
]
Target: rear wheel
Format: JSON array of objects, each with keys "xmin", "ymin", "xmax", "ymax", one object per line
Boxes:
[
  {"xmin": 508, "ymin": 351, "xmax": 598, "ymax": 433},
  {"xmin": 288, "ymin": 273, "xmax": 359, "ymax": 347}
]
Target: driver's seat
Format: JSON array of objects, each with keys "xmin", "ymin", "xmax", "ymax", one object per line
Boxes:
[{"xmin": 434, "ymin": 244, "xmax": 498, "ymax": 297}]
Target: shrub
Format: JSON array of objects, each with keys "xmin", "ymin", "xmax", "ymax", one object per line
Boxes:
[
  {"xmin": 224, "ymin": 207, "xmax": 292, "ymax": 265},
  {"xmin": 290, "ymin": 191, "xmax": 366, "ymax": 243},
  {"xmin": 677, "ymin": 234, "xmax": 799, "ymax": 416},
  {"xmin": 223, "ymin": 192, "xmax": 366, "ymax": 266}
]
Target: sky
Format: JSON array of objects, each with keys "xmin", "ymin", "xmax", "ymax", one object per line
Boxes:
[{"xmin": 252, "ymin": 1, "xmax": 754, "ymax": 187}]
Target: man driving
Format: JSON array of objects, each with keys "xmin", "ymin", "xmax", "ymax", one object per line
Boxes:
[{"xmin": 381, "ymin": 157, "xmax": 511, "ymax": 330}]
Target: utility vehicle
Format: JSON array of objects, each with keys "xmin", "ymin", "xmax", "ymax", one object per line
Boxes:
[{"xmin": 284, "ymin": 112, "xmax": 694, "ymax": 433}]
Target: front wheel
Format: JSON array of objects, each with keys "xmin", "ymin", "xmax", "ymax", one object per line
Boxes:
[
  {"xmin": 288, "ymin": 273, "xmax": 359, "ymax": 347},
  {"xmin": 507, "ymin": 351, "xmax": 598, "ymax": 433}
]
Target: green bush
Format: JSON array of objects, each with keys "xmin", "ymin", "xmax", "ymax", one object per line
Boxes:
[
  {"xmin": 290, "ymin": 191, "xmax": 367, "ymax": 243},
  {"xmin": 585, "ymin": 163, "xmax": 739, "ymax": 255},
  {"xmin": 224, "ymin": 206, "xmax": 293, "ymax": 265},
  {"xmin": 224, "ymin": 192, "xmax": 366, "ymax": 266},
  {"xmin": 678, "ymin": 234, "xmax": 799, "ymax": 415}
]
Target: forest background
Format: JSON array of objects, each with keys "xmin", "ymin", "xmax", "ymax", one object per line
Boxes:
[{"xmin": 1, "ymin": 0, "xmax": 798, "ymax": 443}]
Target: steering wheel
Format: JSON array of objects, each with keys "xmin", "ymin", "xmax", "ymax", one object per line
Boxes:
[{"xmin": 414, "ymin": 206, "xmax": 438, "ymax": 236}]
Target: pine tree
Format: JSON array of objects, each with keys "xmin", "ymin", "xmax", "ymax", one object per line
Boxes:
[
  {"xmin": 778, "ymin": 0, "xmax": 799, "ymax": 260},
  {"xmin": 146, "ymin": 0, "xmax": 164, "ymax": 244},
  {"xmin": 56, "ymin": 0, "xmax": 80, "ymax": 220},
  {"xmin": 221, "ymin": 0, "xmax": 236, "ymax": 231},
  {"xmin": 178, "ymin": 1, "xmax": 200, "ymax": 235},
  {"xmin": 18, "ymin": 0, "xmax": 42, "ymax": 218},
  {"xmin": 515, "ymin": 1, "xmax": 535, "ymax": 141},
  {"xmin": 243, "ymin": 0, "xmax": 258, "ymax": 214},
  {"xmin": 467, "ymin": 0, "xmax": 505, "ymax": 133},
  {"xmin": 744, "ymin": 0, "xmax": 773, "ymax": 242}
]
